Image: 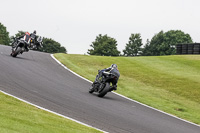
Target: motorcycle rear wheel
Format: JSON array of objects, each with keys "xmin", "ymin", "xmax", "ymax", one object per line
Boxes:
[{"xmin": 98, "ymin": 82, "xmax": 110, "ymax": 97}]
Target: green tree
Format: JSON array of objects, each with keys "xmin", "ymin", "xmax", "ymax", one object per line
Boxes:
[
  {"xmin": 164, "ymin": 30, "xmax": 193, "ymax": 54},
  {"xmin": 123, "ymin": 33, "xmax": 143, "ymax": 56},
  {"xmin": 87, "ymin": 34, "xmax": 120, "ymax": 56},
  {"xmin": 142, "ymin": 39, "xmax": 151, "ymax": 56},
  {"xmin": 0, "ymin": 22, "xmax": 10, "ymax": 45},
  {"xmin": 142, "ymin": 30, "xmax": 193, "ymax": 56},
  {"xmin": 144, "ymin": 31, "xmax": 165, "ymax": 56},
  {"xmin": 40, "ymin": 37, "xmax": 67, "ymax": 53}
]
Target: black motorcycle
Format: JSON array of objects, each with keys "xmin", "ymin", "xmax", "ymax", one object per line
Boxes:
[
  {"xmin": 10, "ymin": 37, "xmax": 29, "ymax": 57},
  {"xmin": 11, "ymin": 36, "xmax": 43, "ymax": 57},
  {"xmin": 29, "ymin": 36, "xmax": 43, "ymax": 50},
  {"xmin": 89, "ymin": 69, "xmax": 120, "ymax": 97}
]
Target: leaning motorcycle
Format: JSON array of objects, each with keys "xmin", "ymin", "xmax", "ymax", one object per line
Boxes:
[
  {"xmin": 89, "ymin": 69, "xmax": 120, "ymax": 97},
  {"xmin": 10, "ymin": 37, "xmax": 29, "ymax": 57},
  {"xmin": 11, "ymin": 36, "xmax": 43, "ymax": 57},
  {"xmin": 29, "ymin": 36, "xmax": 43, "ymax": 50}
]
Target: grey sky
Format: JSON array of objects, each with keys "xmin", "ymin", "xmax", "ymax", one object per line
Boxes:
[{"xmin": 1, "ymin": 0, "xmax": 200, "ymax": 54}]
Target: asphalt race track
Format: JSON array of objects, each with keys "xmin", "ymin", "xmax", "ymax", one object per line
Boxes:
[{"xmin": 0, "ymin": 45, "xmax": 200, "ymax": 133}]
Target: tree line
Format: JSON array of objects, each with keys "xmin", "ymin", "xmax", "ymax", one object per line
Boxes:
[
  {"xmin": 88, "ymin": 30, "xmax": 193, "ymax": 56},
  {"xmin": 1, "ymin": 22, "xmax": 193, "ymax": 56},
  {"xmin": 0, "ymin": 22, "xmax": 67, "ymax": 53}
]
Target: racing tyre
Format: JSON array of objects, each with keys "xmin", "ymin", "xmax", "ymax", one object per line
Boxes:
[
  {"xmin": 98, "ymin": 83, "xmax": 110, "ymax": 97},
  {"xmin": 12, "ymin": 47, "xmax": 22, "ymax": 57},
  {"xmin": 89, "ymin": 85, "xmax": 95, "ymax": 93}
]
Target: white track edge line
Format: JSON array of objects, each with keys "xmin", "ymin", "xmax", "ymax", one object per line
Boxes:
[
  {"xmin": 0, "ymin": 90, "xmax": 107, "ymax": 133},
  {"xmin": 51, "ymin": 54, "xmax": 200, "ymax": 128}
]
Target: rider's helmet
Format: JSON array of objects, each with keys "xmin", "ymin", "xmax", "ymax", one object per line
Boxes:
[
  {"xmin": 110, "ymin": 64, "xmax": 117, "ymax": 69},
  {"xmin": 33, "ymin": 30, "xmax": 36, "ymax": 34}
]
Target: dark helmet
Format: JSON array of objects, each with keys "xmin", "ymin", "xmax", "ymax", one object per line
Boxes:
[
  {"xmin": 33, "ymin": 30, "xmax": 36, "ymax": 34},
  {"xmin": 110, "ymin": 64, "xmax": 117, "ymax": 69}
]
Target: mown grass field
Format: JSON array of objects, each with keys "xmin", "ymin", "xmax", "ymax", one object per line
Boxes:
[
  {"xmin": 54, "ymin": 53, "xmax": 200, "ymax": 125},
  {"xmin": 0, "ymin": 92, "xmax": 102, "ymax": 133}
]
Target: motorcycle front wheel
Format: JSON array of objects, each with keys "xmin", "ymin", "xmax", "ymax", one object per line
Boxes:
[
  {"xmin": 89, "ymin": 85, "xmax": 95, "ymax": 93},
  {"xmin": 11, "ymin": 47, "xmax": 22, "ymax": 57}
]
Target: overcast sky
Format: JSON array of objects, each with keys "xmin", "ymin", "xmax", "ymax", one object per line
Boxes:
[{"xmin": 1, "ymin": 0, "xmax": 200, "ymax": 54}]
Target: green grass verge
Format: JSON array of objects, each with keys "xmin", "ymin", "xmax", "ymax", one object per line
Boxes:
[
  {"xmin": 54, "ymin": 53, "xmax": 200, "ymax": 125},
  {"xmin": 0, "ymin": 92, "xmax": 102, "ymax": 133}
]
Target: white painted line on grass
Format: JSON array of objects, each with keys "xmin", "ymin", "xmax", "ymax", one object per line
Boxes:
[
  {"xmin": 0, "ymin": 90, "xmax": 107, "ymax": 133},
  {"xmin": 51, "ymin": 54, "xmax": 200, "ymax": 128}
]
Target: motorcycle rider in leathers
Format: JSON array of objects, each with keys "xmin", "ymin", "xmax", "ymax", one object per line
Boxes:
[
  {"xmin": 17, "ymin": 30, "xmax": 37, "ymax": 52},
  {"xmin": 94, "ymin": 64, "xmax": 119, "ymax": 90},
  {"xmin": 30, "ymin": 30, "xmax": 37, "ymax": 44}
]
